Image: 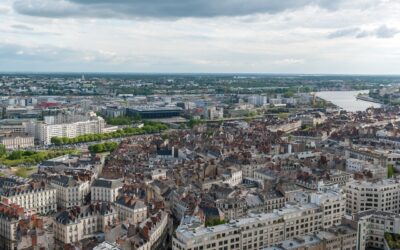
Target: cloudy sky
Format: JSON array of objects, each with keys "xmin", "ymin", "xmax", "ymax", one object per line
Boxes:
[{"xmin": 1, "ymin": 0, "xmax": 400, "ymax": 74}]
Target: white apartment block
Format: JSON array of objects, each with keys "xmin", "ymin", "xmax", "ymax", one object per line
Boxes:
[
  {"xmin": 91, "ymin": 179, "xmax": 123, "ymax": 203},
  {"xmin": 50, "ymin": 175, "xmax": 90, "ymax": 209},
  {"xmin": 173, "ymin": 202, "xmax": 342, "ymax": 250},
  {"xmin": 344, "ymin": 179, "xmax": 400, "ymax": 215},
  {"xmin": 36, "ymin": 115, "xmax": 105, "ymax": 145},
  {"xmin": 115, "ymin": 196, "xmax": 147, "ymax": 224},
  {"xmin": 1, "ymin": 187, "xmax": 57, "ymax": 215},
  {"xmin": 54, "ymin": 203, "xmax": 118, "ymax": 244},
  {"xmin": 248, "ymin": 95, "xmax": 268, "ymax": 106}
]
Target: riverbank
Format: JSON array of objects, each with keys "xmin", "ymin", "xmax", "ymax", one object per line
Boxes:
[
  {"xmin": 356, "ymin": 94, "xmax": 383, "ymax": 104},
  {"xmin": 315, "ymin": 90, "xmax": 381, "ymax": 112}
]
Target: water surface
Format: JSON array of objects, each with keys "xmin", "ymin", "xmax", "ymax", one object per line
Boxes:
[{"xmin": 316, "ymin": 90, "xmax": 381, "ymax": 112}]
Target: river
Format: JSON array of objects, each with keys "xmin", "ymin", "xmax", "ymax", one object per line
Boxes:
[{"xmin": 316, "ymin": 90, "xmax": 381, "ymax": 112}]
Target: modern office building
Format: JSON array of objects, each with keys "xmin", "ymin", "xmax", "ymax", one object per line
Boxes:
[
  {"xmin": 344, "ymin": 179, "xmax": 400, "ymax": 215},
  {"xmin": 173, "ymin": 202, "xmax": 343, "ymax": 250},
  {"xmin": 126, "ymin": 106, "xmax": 182, "ymax": 119},
  {"xmin": 351, "ymin": 210, "xmax": 400, "ymax": 250}
]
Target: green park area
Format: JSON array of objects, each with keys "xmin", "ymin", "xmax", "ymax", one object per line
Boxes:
[{"xmin": 0, "ymin": 145, "xmax": 78, "ymax": 167}]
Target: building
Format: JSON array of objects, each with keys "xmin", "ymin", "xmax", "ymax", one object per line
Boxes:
[
  {"xmin": 215, "ymin": 198, "xmax": 247, "ymax": 221},
  {"xmin": 173, "ymin": 202, "xmax": 343, "ymax": 250},
  {"xmin": 0, "ymin": 119, "xmax": 34, "ymax": 134},
  {"xmin": 346, "ymin": 158, "xmax": 387, "ymax": 179},
  {"xmin": 101, "ymin": 106, "xmax": 126, "ymax": 118},
  {"xmin": 50, "ymin": 175, "xmax": 90, "ymax": 209},
  {"xmin": 344, "ymin": 179, "xmax": 400, "ymax": 215},
  {"xmin": 264, "ymin": 225, "xmax": 357, "ymax": 250},
  {"xmin": 1, "ymin": 186, "xmax": 56, "ymax": 215},
  {"xmin": 0, "ymin": 131, "xmax": 34, "ymax": 149},
  {"xmin": 299, "ymin": 112, "xmax": 326, "ymax": 127},
  {"xmin": 133, "ymin": 211, "xmax": 169, "ymax": 250},
  {"xmin": 0, "ymin": 203, "xmax": 24, "ymax": 250},
  {"xmin": 151, "ymin": 169, "xmax": 167, "ymax": 180},
  {"xmin": 222, "ymin": 167, "xmax": 243, "ymax": 187},
  {"xmin": 309, "ymin": 186, "xmax": 346, "ymax": 228},
  {"xmin": 54, "ymin": 203, "xmax": 118, "ymax": 244},
  {"xmin": 93, "ymin": 241, "xmax": 123, "ymax": 250},
  {"xmin": 351, "ymin": 210, "xmax": 400, "ymax": 250},
  {"xmin": 115, "ymin": 196, "xmax": 147, "ymax": 224},
  {"xmin": 248, "ymin": 95, "xmax": 268, "ymax": 106},
  {"xmin": 36, "ymin": 114, "xmax": 105, "ymax": 145},
  {"xmin": 345, "ymin": 147, "xmax": 387, "ymax": 168},
  {"xmin": 91, "ymin": 179, "xmax": 123, "ymax": 203},
  {"xmin": 126, "ymin": 106, "xmax": 182, "ymax": 119},
  {"xmin": 203, "ymin": 106, "xmax": 224, "ymax": 120}
]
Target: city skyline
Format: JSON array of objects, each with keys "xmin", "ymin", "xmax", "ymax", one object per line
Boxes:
[{"xmin": 1, "ymin": 0, "xmax": 400, "ymax": 74}]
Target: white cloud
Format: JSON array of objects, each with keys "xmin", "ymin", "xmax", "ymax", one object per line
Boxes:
[{"xmin": 0, "ymin": 0, "xmax": 399, "ymax": 73}]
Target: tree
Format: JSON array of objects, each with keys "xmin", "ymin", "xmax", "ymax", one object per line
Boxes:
[
  {"xmin": 388, "ymin": 165, "xmax": 396, "ymax": 178},
  {"xmin": 8, "ymin": 151, "xmax": 23, "ymax": 160},
  {"xmin": 0, "ymin": 144, "xmax": 6, "ymax": 157}
]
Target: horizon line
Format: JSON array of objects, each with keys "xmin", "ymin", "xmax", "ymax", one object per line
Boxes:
[{"xmin": 1, "ymin": 71, "xmax": 400, "ymax": 77}]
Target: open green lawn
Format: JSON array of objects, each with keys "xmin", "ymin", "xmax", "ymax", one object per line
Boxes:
[{"xmin": 13, "ymin": 167, "xmax": 37, "ymax": 178}]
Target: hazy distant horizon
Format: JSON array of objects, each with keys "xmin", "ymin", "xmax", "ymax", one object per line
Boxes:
[{"xmin": 1, "ymin": 71, "xmax": 400, "ymax": 77}]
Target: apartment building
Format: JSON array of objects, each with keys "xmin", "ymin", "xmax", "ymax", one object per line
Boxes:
[
  {"xmin": 0, "ymin": 203, "xmax": 24, "ymax": 249},
  {"xmin": 248, "ymin": 95, "xmax": 268, "ymax": 107},
  {"xmin": 50, "ymin": 175, "xmax": 90, "ymax": 209},
  {"xmin": 344, "ymin": 179, "xmax": 400, "ymax": 215},
  {"xmin": 134, "ymin": 211, "xmax": 169, "ymax": 250},
  {"xmin": 173, "ymin": 202, "xmax": 342, "ymax": 250},
  {"xmin": 91, "ymin": 179, "xmax": 123, "ymax": 203},
  {"xmin": 1, "ymin": 186, "xmax": 56, "ymax": 215},
  {"xmin": 115, "ymin": 196, "xmax": 147, "ymax": 224},
  {"xmin": 54, "ymin": 203, "xmax": 118, "ymax": 244},
  {"xmin": 36, "ymin": 115, "xmax": 105, "ymax": 145}
]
